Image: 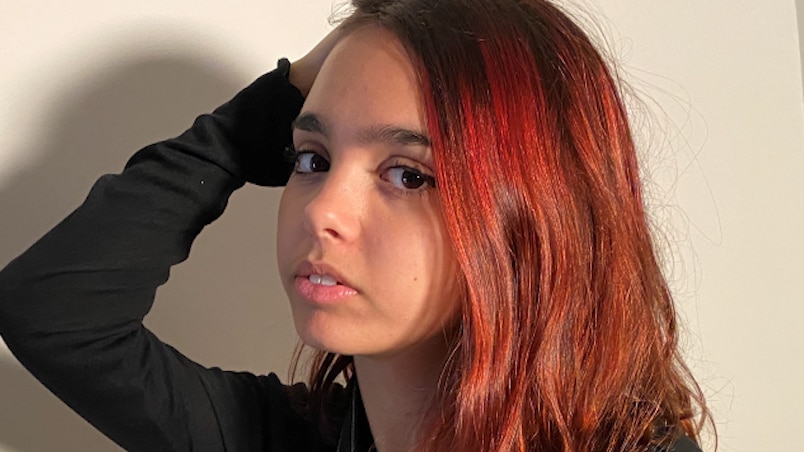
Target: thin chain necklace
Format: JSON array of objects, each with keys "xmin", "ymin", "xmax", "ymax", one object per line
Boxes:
[
  {"xmin": 336, "ymin": 380, "xmax": 377, "ymax": 452},
  {"xmin": 335, "ymin": 383, "xmax": 358, "ymax": 452}
]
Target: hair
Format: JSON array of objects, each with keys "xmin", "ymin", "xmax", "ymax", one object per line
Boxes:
[{"xmin": 292, "ymin": 0, "xmax": 712, "ymax": 450}]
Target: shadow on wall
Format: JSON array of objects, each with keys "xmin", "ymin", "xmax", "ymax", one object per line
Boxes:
[
  {"xmin": 0, "ymin": 50, "xmax": 298, "ymax": 451},
  {"xmin": 798, "ymin": 0, "xmax": 804, "ymax": 98}
]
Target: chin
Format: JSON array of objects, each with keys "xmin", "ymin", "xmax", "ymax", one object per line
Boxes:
[
  {"xmin": 294, "ymin": 322, "xmax": 405, "ymax": 358},
  {"xmin": 296, "ymin": 332, "xmax": 370, "ymax": 356},
  {"xmin": 291, "ymin": 309, "xmax": 363, "ymax": 356}
]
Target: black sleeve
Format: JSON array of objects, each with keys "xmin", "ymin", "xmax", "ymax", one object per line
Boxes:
[
  {"xmin": 651, "ymin": 434, "xmax": 703, "ymax": 452},
  {"xmin": 0, "ymin": 59, "xmax": 307, "ymax": 451},
  {"xmin": 669, "ymin": 435, "xmax": 703, "ymax": 452}
]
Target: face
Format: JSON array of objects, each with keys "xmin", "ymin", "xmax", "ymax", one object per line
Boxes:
[{"xmin": 276, "ymin": 26, "xmax": 461, "ymax": 360}]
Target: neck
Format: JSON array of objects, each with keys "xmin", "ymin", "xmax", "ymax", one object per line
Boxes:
[{"xmin": 353, "ymin": 336, "xmax": 451, "ymax": 452}]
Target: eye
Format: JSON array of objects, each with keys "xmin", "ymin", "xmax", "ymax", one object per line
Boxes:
[
  {"xmin": 382, "ymin": 166, "xmax": 436, "ymax": 190},
  {"xmin": 294, "ymin": 151, "xmax": 330, "ymax": 173}
]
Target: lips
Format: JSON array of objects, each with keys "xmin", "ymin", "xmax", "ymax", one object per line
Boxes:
[{"xmin": 294, "ymin": 261, "xmax": 358, "ymax": 304}]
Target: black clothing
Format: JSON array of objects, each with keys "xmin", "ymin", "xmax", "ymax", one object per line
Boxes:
[{"xmin": 0, "ymin": 60, "xmax": 701, "ymax": 452}]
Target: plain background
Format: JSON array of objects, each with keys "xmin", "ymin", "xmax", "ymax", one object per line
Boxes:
[{"xmin": 1, "ymin": 1, "xmax": 802, "ymax": 451}]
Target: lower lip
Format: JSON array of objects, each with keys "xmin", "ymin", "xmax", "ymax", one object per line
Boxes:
[{"xmin": 294, "ymin": 276, "xmax": 358, "ymax": 304}]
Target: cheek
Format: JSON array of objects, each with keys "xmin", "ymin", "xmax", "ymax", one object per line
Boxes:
[
  {"xmin": 422, "ymin": 216, "xmax": 462, "ymax": 325},
  {"xmin": 368, "ymin": 209, "xmax": 460, "ymax": 317}
]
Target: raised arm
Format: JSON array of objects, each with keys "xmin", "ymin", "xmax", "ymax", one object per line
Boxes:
[{"xmin": 0, "ymin": 60, "xmax": 303, "ymax": 451}]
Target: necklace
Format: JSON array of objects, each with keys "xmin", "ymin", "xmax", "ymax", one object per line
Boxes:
[
  {"xmin": 335, "ymin": 383, "xmax": 358, "ymax": 452},
  {"xmin": 336, "ymin": 379, "xmax": 378, "ymax": 452}
]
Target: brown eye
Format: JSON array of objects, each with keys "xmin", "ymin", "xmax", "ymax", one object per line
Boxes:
[
  {"xmin": 383, "ymin": 167, "xmax": 436, "ymax": 190},
  {"xmin": 295, "ymin": 151, "xmax": 330, "ymax": 173}
]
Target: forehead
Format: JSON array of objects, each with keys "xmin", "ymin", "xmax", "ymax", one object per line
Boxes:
[{"xmin": 300, "ymin": 25, "xmax": 425, "ymax": 135}]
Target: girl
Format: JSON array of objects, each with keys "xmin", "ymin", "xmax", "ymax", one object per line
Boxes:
[{"xmin": 0, "ymin": 0, "xmax": 711, "ymax": 450}]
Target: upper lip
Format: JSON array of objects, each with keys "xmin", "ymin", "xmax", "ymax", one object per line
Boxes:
[{"xmin": 295, "ymin": 261, "xmax": 356, "ymax": 289}]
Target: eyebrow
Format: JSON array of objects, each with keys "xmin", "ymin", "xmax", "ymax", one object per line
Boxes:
[
  {"xmin": 293, "ymin": 112, "xmax": 431, "ymax": 148},
  {"xmin": 292, "ymin": 113, "xmax": 328, "ymax": 136}
]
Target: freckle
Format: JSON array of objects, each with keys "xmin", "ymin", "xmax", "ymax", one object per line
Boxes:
[{"xmin": 200, "ymin": 180, "xmax": 205, "ymax": 185}]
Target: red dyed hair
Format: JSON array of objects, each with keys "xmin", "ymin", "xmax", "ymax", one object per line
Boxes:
[{"xmin": 295, "ymin": 0, "xmax": 712, "ymax": 450}]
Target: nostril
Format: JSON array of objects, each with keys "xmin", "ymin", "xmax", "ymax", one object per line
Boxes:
[{"xmin": 323, "ymin": 227, "xmax": 340, "ymax": 239}]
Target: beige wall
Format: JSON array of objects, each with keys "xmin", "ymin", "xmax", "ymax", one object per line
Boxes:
[
  {"xmin": 799, "ymin": 0, "xmax": 804, "ymax": 94},
  {"xmin": 591, "ymin": 1, "xmax": 804, "ymax": 450},
  {"xmin": 1, "ymin": 1, "xmax": 801, "ymax": 451}
]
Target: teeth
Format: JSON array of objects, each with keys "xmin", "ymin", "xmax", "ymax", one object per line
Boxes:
[{"xmin": 309, "ymin": 274, "xmax": 338, "ymax": 286}]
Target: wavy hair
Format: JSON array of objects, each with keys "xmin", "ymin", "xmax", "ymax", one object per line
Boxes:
[{"xmin": 293, "ymin": 0, "xmax": 711, "ymax": 450}]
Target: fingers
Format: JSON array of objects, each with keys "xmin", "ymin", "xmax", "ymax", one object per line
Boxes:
[{"xmin": 289, "ymin": 25, "xmax": 345, "ymax": 97}]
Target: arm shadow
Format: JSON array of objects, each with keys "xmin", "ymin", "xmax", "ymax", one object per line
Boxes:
[{"xmin": 0, "ymin": 47, "xmax": 298, "ymax": 451}]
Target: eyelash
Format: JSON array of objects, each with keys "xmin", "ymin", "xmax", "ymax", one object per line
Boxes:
[
  {"xmin": 283, "ymin": 145, "xmax": 308, "ymax": 166},
  {"xmin": 284, "ymin": 145, "xmax": 437, "ymax": 196}
]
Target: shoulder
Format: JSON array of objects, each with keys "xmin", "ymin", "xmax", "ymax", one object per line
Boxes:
[
  {"xmin": 651, "ymin": 434, "xmax": 703, "ymax": 452},
  {"xmin": 196, "ymin": 371, "xmax": 337, "ymax": 451}
]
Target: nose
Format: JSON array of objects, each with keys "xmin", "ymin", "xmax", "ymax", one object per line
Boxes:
[{"xmin": 302, "ymin": 165, "xmax": 361, "ymax": 243}]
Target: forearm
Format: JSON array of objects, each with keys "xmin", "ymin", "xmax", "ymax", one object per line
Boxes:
[
  {"xmin": 0, "ymin": 59, "xmax": 304, "ymax": 451},
  {"xmin": 0, "ymin": 59, "xmax": 301, "ymax": 336}
]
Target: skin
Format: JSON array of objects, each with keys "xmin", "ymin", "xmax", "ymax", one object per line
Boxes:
[{"xmin": 278, "ymin": 26, "xmax": 462, "ymax": 451}]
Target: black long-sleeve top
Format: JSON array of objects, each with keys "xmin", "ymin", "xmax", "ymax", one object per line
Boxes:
[
  {"xmin": 0, "ymin": 59, "xmax": 346, "ymax": 451},
  {"xmin": 0, "ymin": 60, "xmax": 702, "ymax": 452}
]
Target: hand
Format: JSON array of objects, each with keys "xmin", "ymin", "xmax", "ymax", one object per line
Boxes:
[{"xmin": 289, "ymin": 25, "xmax": 344, "ymax": 97}]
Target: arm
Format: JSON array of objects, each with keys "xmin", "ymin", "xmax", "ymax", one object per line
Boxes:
[{"xmin": 0, "ymin": 60, "xmax": 302, "ymax": 451}]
